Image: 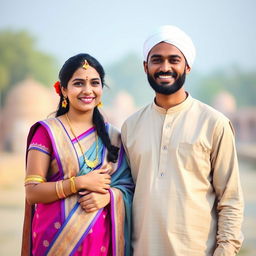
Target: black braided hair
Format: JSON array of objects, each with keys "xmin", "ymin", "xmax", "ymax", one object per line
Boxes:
[
  {"xmin": 93, "ymin": 107, "xmax": 119, "ymax": 163},
  {"xmin": 55, "ymin": 53, "xmax": 119, "ymax": 163}
]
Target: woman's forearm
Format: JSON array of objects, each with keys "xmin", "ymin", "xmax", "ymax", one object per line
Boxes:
[{"xmin": 25, "ymin": 178, "xmax": 75, "ymax": 204}]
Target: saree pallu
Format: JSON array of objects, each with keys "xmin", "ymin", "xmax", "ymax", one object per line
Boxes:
[{"xmin": 21, "ymin": 118, "xmax": 134, "ymax": 256}]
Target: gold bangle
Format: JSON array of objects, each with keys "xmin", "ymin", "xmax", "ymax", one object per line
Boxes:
[
  {"xmin": 25, "ymin": 175, "xmax": 46, "ymax": 182},
  {"xmin": 25, "ymin": 177, "xmax": 45, "ymax": 183},
  {"xmin": 59, "ymin": 180, "xmax": 66, "ymax": 198},
  {"xmin": 24, "ymin": 175, "xmax": 46, "ymax": 185},
  {"xmin": 56, "ymin": 181, "xmax": 62, "ymax": 199},
  {"xmin": 70, "ymin": 177, "xmax": 77, "ymax": 194}
]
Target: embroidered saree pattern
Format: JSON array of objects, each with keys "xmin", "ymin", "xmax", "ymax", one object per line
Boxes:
[{"xmin": 22, "ymin": 118, "xmax": 133, "ymax": 256}]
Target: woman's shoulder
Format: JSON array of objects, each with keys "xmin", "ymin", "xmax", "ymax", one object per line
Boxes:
[
  {"xmin": 39, "ymin": 117, "xmax": 59, "ymax": 126},
  {"xmin": 30, "ymin": 117, "xmax": 58, "ymax": 128},
  {"xmin": 28, "ymin": 117, "xmax": 60, "ymax": 140}
]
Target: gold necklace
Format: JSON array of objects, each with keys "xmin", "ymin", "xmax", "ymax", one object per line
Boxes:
[{"xmin": 65, "ymin": 114, "xmax": 99, "ymax": 168}]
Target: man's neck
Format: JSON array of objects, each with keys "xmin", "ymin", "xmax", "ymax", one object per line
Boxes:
[{"xmin": 155, "ymin": 89, "xmax": 187, "ymax": 110}]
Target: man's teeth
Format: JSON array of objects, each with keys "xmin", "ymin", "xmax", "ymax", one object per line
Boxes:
[{"xmin": 159, "ymin": 75, "xmax": 172, "ymax": 79}]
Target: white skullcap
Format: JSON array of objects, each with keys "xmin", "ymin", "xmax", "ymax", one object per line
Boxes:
[{"xmin": 143, "ymin": 25, "xmax": 196, "ymax": 68}]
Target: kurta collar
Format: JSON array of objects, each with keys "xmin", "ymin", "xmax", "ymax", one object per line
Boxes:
[{"xmin": 152, "ymin": 93, "xmax": 193, "ymax": 114}]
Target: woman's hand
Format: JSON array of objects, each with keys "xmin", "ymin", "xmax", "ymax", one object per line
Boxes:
[
  {"xmin": 78, "ymin": 191, "xmax": 110, "ymax": 213},
  {"xmin": 76, "ymin": 164, "xmax": 112, "ymax": 194}
]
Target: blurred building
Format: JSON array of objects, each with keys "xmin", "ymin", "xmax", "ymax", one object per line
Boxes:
[
  {"xmin": 212, "ymin": 91, "xmax": 237, "ymax": 115},
  {"xmin": 230, "ymin": 108, "xmax": 256, "ymax": 143},
  {"xmin": 104, "ymin": 91, "xmax": 137, "ymax": 130},
  {"xmin": 0, "ymin": 78, "xmax": 58, "ymax": 153},
  {"xmin": 213, "ymin": 91, "xmax": 256, "ymax": 143}
]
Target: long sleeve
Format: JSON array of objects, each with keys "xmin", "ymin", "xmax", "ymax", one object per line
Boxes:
[{"xmin": 211, "ymin": 119, "xmax": 244, "ymax": 255}]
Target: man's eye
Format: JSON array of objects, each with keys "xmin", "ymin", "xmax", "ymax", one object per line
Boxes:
[
  {"xmin": 170, "ymin": 59, "xmax": 180, "ymax": 64},
  {"xmin": 151, "ymin": 59, "xmax": 161, "ymax": 64}
]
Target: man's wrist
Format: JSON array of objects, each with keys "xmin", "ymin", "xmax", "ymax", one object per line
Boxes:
[{"xmin": 213, "ymin": 243, "xmax": 236, "ymax": 256}]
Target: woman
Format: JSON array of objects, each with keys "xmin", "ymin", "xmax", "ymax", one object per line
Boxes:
[{"xmin": 21, "ymin": 53, "xmax": 134, "ymax": 256}]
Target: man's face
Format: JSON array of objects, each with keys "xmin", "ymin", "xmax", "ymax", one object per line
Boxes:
[{"xmin": 144, "ymin": 42, "xmax": 190, "ymax": 95}]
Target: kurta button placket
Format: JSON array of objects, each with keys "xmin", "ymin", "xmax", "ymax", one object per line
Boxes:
[{"xmin": 158, "ymin": 114, "xmax": 173, "ymax": 178}]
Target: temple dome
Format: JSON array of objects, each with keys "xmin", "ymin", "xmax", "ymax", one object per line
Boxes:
[
  {"xmin": 1, "ymin": 77, "xmax": 58, "ymax": 153},
  {"xmin": 212, "ymin": 91, "xmax": 237, "ymax": 114}
]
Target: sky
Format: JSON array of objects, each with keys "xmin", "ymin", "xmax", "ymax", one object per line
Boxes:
[{"xmin": 0, "ymin": 0, "xmax": 256, "ymax": 73}]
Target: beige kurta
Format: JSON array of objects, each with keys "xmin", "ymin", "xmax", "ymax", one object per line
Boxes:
[{"xmin": 121, "ymin": 94, "xmax": 243, "ymax": 256}]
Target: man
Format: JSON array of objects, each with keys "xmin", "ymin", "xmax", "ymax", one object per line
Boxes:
[{"xmin": 121, "ymin": 25, "xmax": 244, "ymax": 256}]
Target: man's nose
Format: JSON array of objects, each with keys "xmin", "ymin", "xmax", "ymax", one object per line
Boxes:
[{"xmin": 160, "ymin": 60, "xmax": 171, "ymax": 72}]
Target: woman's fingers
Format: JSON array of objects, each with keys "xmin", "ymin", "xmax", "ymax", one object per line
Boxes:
[
  {"xmin": 78, "ymin": 190, "xmax": 90, "ymax": 196},
  {"xmin": 98, "ymin": 188, "xmax": 109, "ymax": 194},
  {"xmin": 85, "ymin": 207, "xmax": 97, "ymax": 213},
  {"xmin": 78, "ymin": 168, "xmax": 112, "ymax": 193},
  {"xmin": 79, "ymin": 191, "xmax": 110, "ymax": 212},
  {"xmin": 78, "ymin": 195, "xmax": 91, "ymax": 203},
  {"xmin": 80, "ymin": 197, "xmax": 100, "ymax": 211},
  {"xmin": 81, "ymin": 203, "xmax": 96, "ymax": 211},
  {"xmin": 104, "ymin": 177, "xmax": 111, "ymax": 184}
]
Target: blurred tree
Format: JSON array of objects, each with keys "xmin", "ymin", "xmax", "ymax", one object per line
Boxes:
[
  {"xmin": 0, "ymin": 29, "xmax": 57, "ymax": 107},
  {"xmin": 104, "ymin": 53, "xmax": 154, "ymax": 107},
  {"xmin": 225, "ymin": 70, "xmax": 256, "ymax": 107},
  {"xmin": 193, "ymin": 70, "xmax": 226, "ymax": 104},
  {"xmin": 194, "ymin": 66, "xmax": 256, "ymax": 107}
]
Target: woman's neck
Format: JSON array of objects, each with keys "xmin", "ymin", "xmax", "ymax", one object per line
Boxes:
[{"xmin": 62, "ymin": 108, "xmax": 94, "ymax": 136}]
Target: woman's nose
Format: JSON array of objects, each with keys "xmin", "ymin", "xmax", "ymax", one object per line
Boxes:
[{"xmin": 82, "ymin": 83, "xmax": 92, "ymax": 93}]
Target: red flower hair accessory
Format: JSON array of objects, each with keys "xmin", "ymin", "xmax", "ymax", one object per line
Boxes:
[{"xmin": 53, "ymin": 81, "xmax": 61, "ymax": 96}]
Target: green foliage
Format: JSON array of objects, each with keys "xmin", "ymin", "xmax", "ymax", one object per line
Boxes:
[
  {"xmin": 194, "ymin": 67, "xmax": 256, "ymax": 107},
  {"xmin": 0, "ymin": 29, "xmax": 57, "ymax": 106},
  {"xmin": 226, "ymin": 70, "xmax": 256, "ymax": 106},
  {"xmin": 194, "ymin": 70, "xmax": 226, "ymax": 104}
]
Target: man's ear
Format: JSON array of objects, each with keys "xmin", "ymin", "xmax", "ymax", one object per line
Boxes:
[
  {"xmin": 185, "ymin": 64, "xmax": 191, "ymax": 74},
  {"xmin": 143, "ymin": 61, "xmax": 148, "ymax": 73}
]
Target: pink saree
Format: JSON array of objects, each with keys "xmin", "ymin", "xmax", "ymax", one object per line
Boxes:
[{"xmin": 21, "ymin": 118, "xmax": 133, "ymax": 256}]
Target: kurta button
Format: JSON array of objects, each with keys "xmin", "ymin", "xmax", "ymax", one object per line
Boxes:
[
  {"xmin": 160, "ymin": 172, "xmax": 164, "ymax": 177},
  {"xmin": 163, "ymin": 145, "xmax": 167, "ymax": 150}
]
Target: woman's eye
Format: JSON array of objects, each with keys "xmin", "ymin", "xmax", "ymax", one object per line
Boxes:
[
  {"xmin": 91, "ymin": 81, "xmax": 100, "ymax": 86},
  {"xmin": 74, "ymin": 82, "xmax": 83, "ymax": 86}
]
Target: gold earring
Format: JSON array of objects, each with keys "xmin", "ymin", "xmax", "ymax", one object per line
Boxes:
[
  {"xmin": 62, "ymin": 97, "xmax": 68, "ymax": 108},
  {"xmin": 97, "ymin": 102, "xmax": 103, "ymax": 107}
]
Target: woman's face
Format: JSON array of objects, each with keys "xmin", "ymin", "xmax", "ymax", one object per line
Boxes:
[{"xmin": 62, "ymin": 66, "xmax": 103, "ymax": 114}]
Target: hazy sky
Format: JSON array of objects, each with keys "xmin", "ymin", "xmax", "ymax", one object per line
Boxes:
[{"xmin": 1, "ymin": 0, "xmax": 255, "ymax": 73}]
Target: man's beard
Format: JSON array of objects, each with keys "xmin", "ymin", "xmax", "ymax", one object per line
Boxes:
[{"xmin": 147, "ymin": 69, "xmax": 186, "ymax": 95}]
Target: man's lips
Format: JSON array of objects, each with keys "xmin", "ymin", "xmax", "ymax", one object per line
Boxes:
[
  {"xmin": 158, "ymin": 75, "xmax": 173, "ymax": 80},
  {"xmin": 154, "ymin": 71, "xmax": 177, "ymax": 80}
]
